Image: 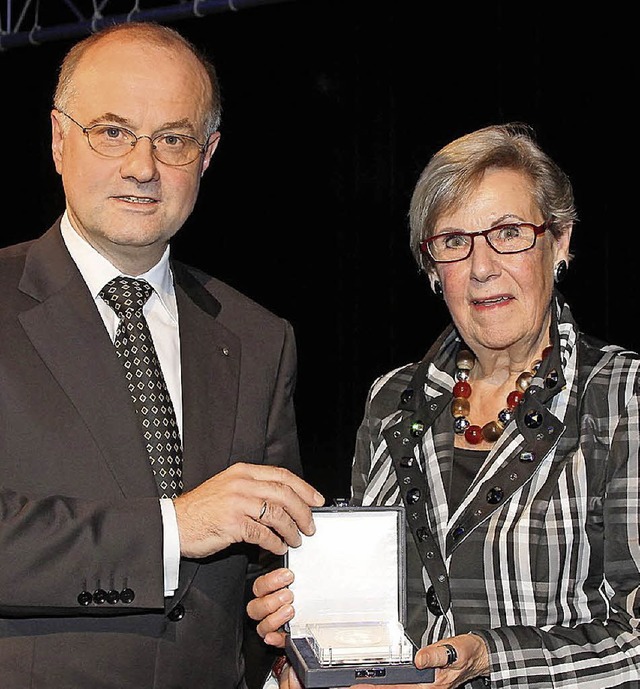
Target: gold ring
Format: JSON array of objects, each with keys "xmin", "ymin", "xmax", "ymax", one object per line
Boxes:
[
  {"xmin": 258, "ymin": 500, "xmax": 268, "ymax": 521},
  {"xmin": 441, "ymin": 643, "xmax": 458, "ymax": 667}
]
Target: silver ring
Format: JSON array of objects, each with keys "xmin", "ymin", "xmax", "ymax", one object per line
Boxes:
[
  {"xmin": 441, "ymin": 643, "xmax": 458, "ymax": 667},
  {"xmin": 257, "ymin": 500, "xmax": 268, "ymax": 521}
]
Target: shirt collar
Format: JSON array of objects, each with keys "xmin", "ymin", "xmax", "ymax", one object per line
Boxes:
[{"xmin": 59, "ymin": 211, "xmax": 177, "ymax": 322}]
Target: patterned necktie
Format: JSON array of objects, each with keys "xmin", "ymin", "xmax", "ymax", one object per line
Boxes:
[{"xmin": 99, "ymin": 276, "xmax": 183, "ymax": 498}]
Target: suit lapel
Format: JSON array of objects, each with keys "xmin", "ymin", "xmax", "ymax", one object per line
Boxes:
[
  {"xmin": 172, "ymin": 262, "xmax": 240, "ymax": 491},
  {"xmin": 18, "ymin": 225, "xmax": 158, "ymax": 498}
]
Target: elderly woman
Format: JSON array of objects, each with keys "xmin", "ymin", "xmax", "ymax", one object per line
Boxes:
[{"xmin": 249, "ymin": 123, "xmax": 640, "ymax": 689}]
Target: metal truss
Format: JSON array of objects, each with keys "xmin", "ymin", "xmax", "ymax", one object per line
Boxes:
[{"xmin": 0, "ymin": 0, "xmax": 291, "ymax": 50}]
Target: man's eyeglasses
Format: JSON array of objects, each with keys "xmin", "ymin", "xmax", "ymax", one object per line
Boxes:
[
  {"xmin": 419, "ymin": 221, "xmax": 549, "ymax": 264},
  {"xmin": 55, "ymin": 109, "xmax": 209, "ymax": 167}
]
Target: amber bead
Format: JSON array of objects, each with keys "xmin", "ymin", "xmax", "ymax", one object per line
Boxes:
[
  {"xmin": 516, "ymin": 371, "xmax": 533, "ymax": 391},
  {"xmin": 456, "ymin": 349, "xmax": 475, "ymax": 371},
  {"xmin": 451, "ymin": 398, "xmax": 470, "ymax": 417},
  {"xmin": 481, "ymin": 420, "xmax": 504, "ymax": 442}
]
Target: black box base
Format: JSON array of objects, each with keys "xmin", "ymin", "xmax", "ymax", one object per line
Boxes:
[{"xmin": 285, "ymin": 636, "xmax": 435, "ymax": 687}]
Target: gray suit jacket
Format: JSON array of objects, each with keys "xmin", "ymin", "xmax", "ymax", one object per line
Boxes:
[{"xmin": 0, "ymin": 221, "xmax": 301, "ymax": 688}]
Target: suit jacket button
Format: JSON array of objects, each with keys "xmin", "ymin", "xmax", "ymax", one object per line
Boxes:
[
  {"xmin": 93, "ymin": 589, "xmax": 107, "ymax": 605},
  {"xmin": 168, "ymin": 603, "xmax": 185, "ymax": 621},
  {"xmin": 106, "ymin": 589, "xmax": 120, "ymax": 604},
  {"xmin": 77, "ymin": 590, "xmax": 92, "ymax": 606},
  {"xmin": 120, "ymin": 588, "xmax": 135, "ymax": 604}
]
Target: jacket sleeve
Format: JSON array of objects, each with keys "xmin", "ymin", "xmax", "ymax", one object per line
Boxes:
[{"xmin": 0, "ymin": 491, "xmax": 166, "ymax": 615}]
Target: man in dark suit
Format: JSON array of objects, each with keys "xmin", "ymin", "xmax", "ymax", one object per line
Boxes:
[{"xmin": 0, "ymin": 20, "xmax": 323, "ymax": 689}]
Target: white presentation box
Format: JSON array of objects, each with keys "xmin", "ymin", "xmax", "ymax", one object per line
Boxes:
[{"xmin": 284, "ymin": 506, "xmax": 435, "ymax": 687}]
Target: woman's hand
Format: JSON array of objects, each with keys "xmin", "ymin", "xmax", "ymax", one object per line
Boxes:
[
  {"xmin": 246, "ymin": 567, "xmax": 296, "ymax": 647},
  {"xmin": 247, "ymin": 570, "xmax": 490, "ymax": 688},
  {"xmin": 277, "ymin": 661, "xmax": 304, "ymax": 689},
  {"xmin": 246, "ymin": 568, "xmax": 304, "ymax": 686},
  {"xmin": 413, "ymin": 633, "xmax": 489, "ymax": 688},
  {"xmin": 350, "ymin": 632, "xmax": 490, "ymax": 689}
]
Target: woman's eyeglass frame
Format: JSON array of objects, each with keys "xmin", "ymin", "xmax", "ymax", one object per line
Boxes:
[{"xmin": 419, "ymin": 221, "xmax": 550, "ymax": 264}]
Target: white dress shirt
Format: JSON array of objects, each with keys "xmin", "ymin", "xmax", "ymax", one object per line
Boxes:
[{"xmin": 60, "ymin": 212, "xmax": 181, "ymax": 596}]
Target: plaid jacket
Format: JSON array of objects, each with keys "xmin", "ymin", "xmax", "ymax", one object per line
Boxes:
[{"xmin": 351, "ymin": 294, "xmax": 640, "ymax": 688}]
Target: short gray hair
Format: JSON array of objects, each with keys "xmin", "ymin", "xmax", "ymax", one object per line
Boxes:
[{"xmin": 409, "ymin": 123, "xmax": 577, "ymax": 271}]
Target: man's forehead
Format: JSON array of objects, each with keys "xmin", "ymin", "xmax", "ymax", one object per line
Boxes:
[{"xmin": 72, "ymin": 39, "xmax": 209, "ymax": 104}]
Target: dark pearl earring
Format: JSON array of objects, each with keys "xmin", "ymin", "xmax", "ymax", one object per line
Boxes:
[
  {"xmin": 554, "ymin": 260, "xmax": 568, "ymax": 284},
  {"xmin": 432, "ymin": 280, "xmax": 444, "ymax": 299}
]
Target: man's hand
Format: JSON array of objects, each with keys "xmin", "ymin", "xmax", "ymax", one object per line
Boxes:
[{"xmin": 173, "ymin": 463, "xmax": 324, "ymax": 558}]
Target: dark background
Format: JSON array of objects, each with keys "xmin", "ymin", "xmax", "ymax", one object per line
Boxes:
[{"xmin": 2, "ymin": 0, "xmax": 636, "ymax": 502}]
